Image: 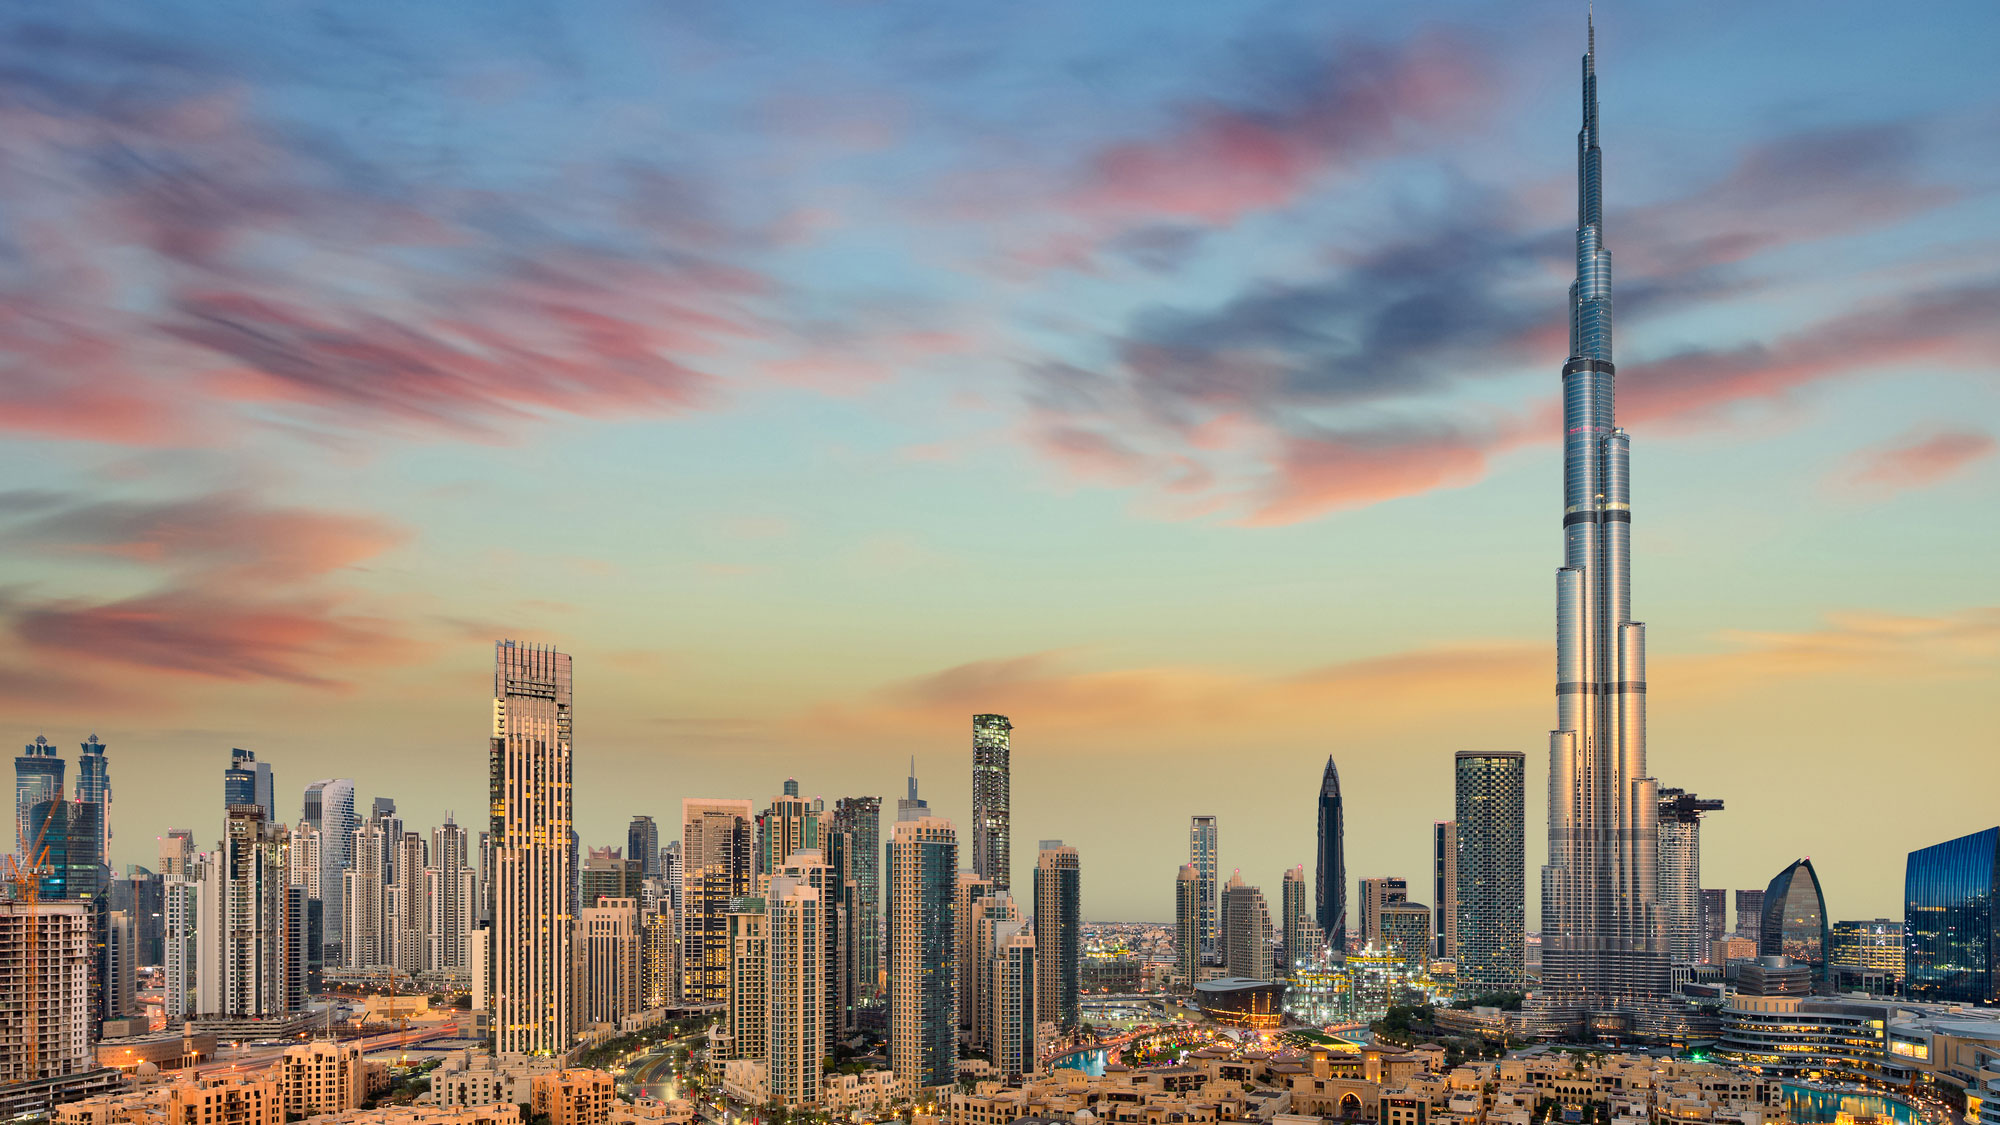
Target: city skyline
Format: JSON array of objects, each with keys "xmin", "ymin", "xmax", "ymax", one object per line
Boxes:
[{"xmin": 3, "ymin": 0, "xmax": 1997, "ymax": 928}]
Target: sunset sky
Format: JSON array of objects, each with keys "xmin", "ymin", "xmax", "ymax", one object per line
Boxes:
[{"xmin": 2, "ymin": 0, "xmax": 1996, "ymax": 922}]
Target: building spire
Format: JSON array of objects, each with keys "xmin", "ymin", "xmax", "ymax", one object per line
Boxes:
[{"xmin": 1588, "ymin": 1, "xmax": 1595, "ymax": 60}]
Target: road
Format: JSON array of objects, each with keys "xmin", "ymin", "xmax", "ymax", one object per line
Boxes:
[{"xmin": 188, "ymin": 1025, "xmax": 457, "ymax": 1077}]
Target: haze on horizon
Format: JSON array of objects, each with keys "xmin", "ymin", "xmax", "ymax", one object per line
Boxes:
[{"xmin": 0, "ymin": 0, "xmax": 1995, "ymax": 923}]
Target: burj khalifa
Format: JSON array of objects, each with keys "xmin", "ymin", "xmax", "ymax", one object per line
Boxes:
[{"xmin": 1538, "ymin": 12, "xmax": 1670, "ymax": 1033}]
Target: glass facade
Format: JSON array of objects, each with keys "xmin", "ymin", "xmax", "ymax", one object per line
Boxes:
[
  {"xmin": 1761, "ymin": 858, "xmax": 1831, "ymax": 989},
  {"xmin": 1903, "ymin": 826, "xmax": 2000, "ymax": 1004},
  {"xmin": 1457, "ymin": 751, "xmax": 1525, "ymax": 992},
  {"xmin": 1317, "ymin": 758, "xmax": 1346, "ymax": 950}
]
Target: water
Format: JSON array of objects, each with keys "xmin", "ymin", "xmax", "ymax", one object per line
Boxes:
[
  {"xmin": 1783, "ymin": 1083, "xmax": 1921, "ymax": 1125},
  {"xmin": 1054, "ymin": 1049, "xmax": 1107, "ymax": 1077}
]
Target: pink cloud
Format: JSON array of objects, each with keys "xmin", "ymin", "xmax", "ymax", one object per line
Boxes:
[
  {"xmin": 1834, "ymin": 428, "xmax": 1995, "ymax": 496},
  {"xmin": 1068, "ymin": 32, "xmax": 1492, "ymax": 226},
  {"xmin": 14, "ymin": 590, "xmax": 416, "ymax": 690}
]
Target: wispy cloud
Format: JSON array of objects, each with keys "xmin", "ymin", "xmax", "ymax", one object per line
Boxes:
[{"xmin": 1830, "ymin": 427, "xmax": 1995, "ymax": 496}]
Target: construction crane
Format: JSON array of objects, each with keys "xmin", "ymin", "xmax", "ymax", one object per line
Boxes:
[{"xmin": 4, "ymin": 826, "xmax": 54, "ymax": 1080}]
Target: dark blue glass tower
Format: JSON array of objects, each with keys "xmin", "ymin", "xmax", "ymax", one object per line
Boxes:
[
  {"xmin": 1760, "ymin": 858, "xmax": 1831, "ymax": 990},
  {"xmin": 1316, "ymin": 756, "xmax": 1345, "ymax": 953},
  {"xmin": 1904, "ymin": 827, "xmax": 2000, "ymax": 1004}
]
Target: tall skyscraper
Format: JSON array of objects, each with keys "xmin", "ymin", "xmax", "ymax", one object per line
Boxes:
[
  {"xmin": 1359, "ymin": 877, "xmax": 1408, "ymax": 948},
  {"xmin": 1280, "ymin": 865, "xmax": 1314, "ymax": 977},
  {"xmin": 681, "ymin": 798, "xmax": 753, "ymax": 1004},
  {"xmin": 26, "ymin": 795, "xmax": 111, "ymax": 1025},
  {"xmin": 224, "ymin": 748, "xmax": 275, "ymax": 821},
  {"xmin": 200, "ymin": 805, "xmax": 306, "ymax": 1017},
  {"xmin": 429, "ymin": 816, "xmax": 475, "ymax": 971},
  {"xmin": 896, "ymin": 758, "xmax": 928, "ymax": 822},
  {"xmin": 723, "ymin": 896, "xmax": 768, "ymax": 1062},
  {"xmin": 829, "ymin": 797, "xmax": 881, "ymax": 1001},
  {"xmin": 76, "ymin": 735, "xmax": 109, "ymax": 864},
  {"xmin": 1433, "ymin": 822, "xmax": 1458, "ymax": 961},
  {"xmin": 628, "ymin": 817, "xmax": 660, "ymax": 880},
  {"xmin": 1174, "ymin": 865, "xmax": 1200, "ymax": 986},
  {"xmin": 303, "ymin": 780, "xmax": 356, "ymax": 966},
  {"xmin": 489, "ymin": 640, "xmax": 574, "ymax": 1057},
  {"xmin": 1033, "ymin": 841, "xmax": 1080, "ymax": 1031},
  {"xmin": 1220, "ymin": 871, "xmax": 1271, "ymax": 981},
  {"xmin": 1538, "ymin": 14, "xmax": 1669, "ymax": 1023},
  {"xmin": 1735, "ymin": 889, "xmax": 1766, "ymax": 945},
  {"xmin": 660, "ymin": 840, "xmax": 683, "ymax": 920},
  {"xmin": 1657, "ymin": 790, "xmax": 1724, "ymax": 966},
  {"xmin": 581, "ymin": 847, "xmax": 643, "ymax": 908},
  {"xmin": 971, "ymin": 714, "xmax": 1012, "ymax": 894},
  {"xmin": 1189, "ymin": 816, "xmax": 1217, "ymax": 961},
  {"xmin": 967, "ymin": 892, "xmax": 1019, "ymax": 1050},
  {"xmin": 1317, "ymin": 758, "xmax": 1346, "ymax": 952},
  {"xmin": 1380, "ymin": 903, "xmax": 1433, "ymax": 969},
  {"xmin": 164, "ymin": 856, "xmax": 204, "ymax": 1020},
  {"xmin": 989, "ymin": 925, "xmax": 1037, "ymax": 1080},
  {"xmin": 15, "ymin": 735, "xmax": 64, "ymax": 859},
  {"xmin": 955, "ymin": 872, "xmax": 994, "ymax": 1034},
  {"xmin": 767, "ymin": 873, "xmax": 825, "ymax": 1107},
  {"xmin": 889, "ymin": 816, "xmax": 956, "ymax": 1096},
  {"xmin": 390, "ymin": 831, "xmax": 429, "ymax": 974},
  {"xmin": 772, "ymin": 849, "xmax": 841, "ymax": 1057},
  {"xmin": 1759, "ymin": 858, "xmax": 1830, "ymax": 989},
  {"xmin": 1457, "ymin": 751, "xmax": 1525, "ymax": 995},
  {"xmin": 1904, "ymin": 827, "xmax": 1999, "ymax": 1004}
]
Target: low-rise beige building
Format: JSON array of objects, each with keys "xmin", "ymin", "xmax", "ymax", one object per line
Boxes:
[
  {"xmin": 278, "ymin": 1042, "xmax": 367, "ymax": 1119},
  {"xmin": 530, "ymin": 1070, "xmax": 615, "ymax": 1125}
]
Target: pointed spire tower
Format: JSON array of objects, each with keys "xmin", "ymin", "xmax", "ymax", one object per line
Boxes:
[
  {"xmin": 1540, "ymin": 8, "xmax": 1669, "ymax": 1029},
  {"xmin": 1316, "ymin": 756, "xmax": 1345, "ymax": 954},
  {"xmin": 897, "ymin": 755, "xmax": 928, "ymax": 821}
]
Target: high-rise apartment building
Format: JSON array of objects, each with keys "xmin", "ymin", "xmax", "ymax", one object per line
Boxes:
[
  {"xmin": 660, "ymin": 840, "xmax": 683, "ymax": 920},
  {"xmin": 1657, "ymin": 789, "xmax": 1724, "ymax": 966},
  {"xmin": 1433, "ymin": 822, "xmax": 1458, "ymax": 961},
  {"xmin": 772, "ymin": 849, "xmax": 841, "ymax": 1057},
  {"xmin": 955, "ymin": 872, "xmax": 994, "ymax": 1035},
  {"xmin": 489, "ymin": 640, "xmax": 575, "ymax": 1057},
  {"xmin": 1220, "ymin": 871, "xmax": 1271, "ymax": 981},
  {"xmin": 628, "ymin": 817, "xmax": 660, "ymax": 880},
  {"xmin": 390, "ymin": 831, "xmax": 429, "ymax": 975},
  {"xmin": 641, "ymin": 907, "xmax": 677, "ymax": 1009},
  {"xmin": 1317, "ymin": 758, "xmax": 1346, "ymax": 952},
  {"xmin": 1539, "ymin": 14, "xmax": 1671, "ymax": 1023},
  {"xmin": 1456, "ymin": 751, "xmax": 1525, "ymax": 994},
  {"xmin": 829, "ymin": 797, "xmax": 881, "ymax": 1002},
  {"xmin": 682, "ymin": 799, "xmax": 753, "ymax": 1005},
  {"xmin": 889, "ymin": 816, "xmax": 956, "ymax": 1096},
  {"xmin": 164, "ymin": 855, "xmax": 205, "ymax": 1020},
  {"xmin": 76, "ymin": 735, "xmax": 110, "ymax": 864},
  {"xmin": 1759, "ymin": 858, "xmax": 1830, "ymax": 990},
  {"xmin": 15, "ymin": 735, "xmax": 64, "ymax": 859},
  {"xmin": 429, "ymin": 816, "xmax": 476, "ymax": 972},
  {"xmin": 1174, "ymin": 865, "xmax": 1200, "ymax": 986},
  {"xmin": 1190, "ymin": 816, "xmax": 1217, "ymax": 962},
  {"xmin": 0, "ymin": 900, "xmax": 93, "ymax": 1085},
  {"xmin": 1359, "ymin": 877, "xmax": 1408, "ymax": 948},
  {"xmin": 723, "ymin": 897, "xmax": 768, "ymax": 1062},
  {"xmin": 1280, "ymin": 865, "xmax": 1314, "ymax": 977},
  {"xmin": 1905, "ymin": 827, "xmax": 1999, "ymax": 1004},
  {"xmin": 767, "ymin": 874, "xmax": 824, "ymax": 1107},
  {"xmin": 971, "ymin": 715, "xmax": 1012, "ymax": 895},
  {"xmin": 200, "ymin": 805, "xmax": 306, "ymax": 1018},
  {"xmin": 968, "ymin": 893, "xmax": 1020, "ymax": 1050},
  {"xmin": 343, "ymin": 812, "xmax": 390, "ymax": 968},
  {"xmin": 990, "ymin": 926, "xmax": 1036, "ymax": 1080},
  {"xmin": 580, "ymin": 897, "xmax": 641, "ymax": 1027},
  {"xmin": 1034, "ymin": 841, "xmax": 1080, "ymax": 1031}
]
